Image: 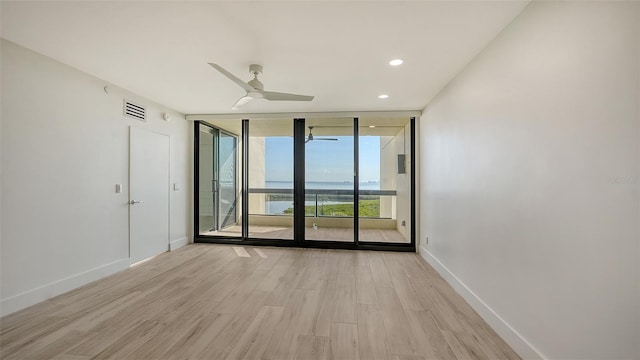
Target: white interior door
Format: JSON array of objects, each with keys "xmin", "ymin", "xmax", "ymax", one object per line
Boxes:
[{"xmin": 130, "ymin": 127, "xmax": 170, "ymax": 264}]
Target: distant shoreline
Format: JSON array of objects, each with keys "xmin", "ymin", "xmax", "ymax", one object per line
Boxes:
[{"xmin": 265, "ymin": 180, "xmax": 381, "ymax": 190}]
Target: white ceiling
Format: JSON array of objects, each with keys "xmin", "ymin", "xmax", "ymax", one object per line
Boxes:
[{"xmin": 1, "ymin": 1, "xmax": 528, "ymax": 115}]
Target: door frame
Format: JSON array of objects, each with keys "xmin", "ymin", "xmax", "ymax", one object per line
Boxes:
[
  {"xmin": 193, "ymin": 117, "xmax": 416, "ymax": 252},
  {"xmin": 194, "ymin": 122, "xmax": 240, "ymax": 236}
]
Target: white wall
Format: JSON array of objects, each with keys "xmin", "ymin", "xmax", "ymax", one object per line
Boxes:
[
  {"xmin": 0, "ymin": 39, "xmax": 192, "ymax": 316},
  {"xmin": 420, "ymin": 2, "xmax": 639, "ymax": 359}
]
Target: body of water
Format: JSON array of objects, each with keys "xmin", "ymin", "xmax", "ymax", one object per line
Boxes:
[
  {"xmin": 265, "ymin": 181, "xmax": 381, "ymax": 190},
  {"xmin": 262, "ymin": 181, "xmax": 382, "ymax": 215}
]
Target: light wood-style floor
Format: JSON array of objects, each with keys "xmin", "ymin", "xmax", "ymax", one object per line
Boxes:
[{"xmin": 0, "ymin": 245, "xmax": 519, "ymax": 360}]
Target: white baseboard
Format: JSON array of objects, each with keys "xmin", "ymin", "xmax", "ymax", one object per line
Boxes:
[
  {"xmin": 419, "ymin": 246, "xmax": 545, "ymax": 360},
  {"xmin": 0, "ymin": 258, "xmax": 130, "ymax": 317},
  {"xmin": 169, "ymin": 237, "xmax": 189, "ymax": 251}
]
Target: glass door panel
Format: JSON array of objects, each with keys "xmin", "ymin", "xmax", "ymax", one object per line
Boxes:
[
  {"xmin": 358, "ymin": 118, "xmax": 411, "ymax": 243},
  {"xmin": 304, "ymin": 119, "xmax": 355, "ymax": 242},
  {"xmin": 197, "ymin": 121, "xmax": 241, "ymax": 238},
  {"xmin": 218, "ymin": 131, "xmax": 237, "ymax": 229},
  {"xmin": 198, "ymin": 124, "xmax": 216, "ymax": 234},
  {"xmin": 248, "ymin": 119, "xmax": 294, "ymax": 240}
]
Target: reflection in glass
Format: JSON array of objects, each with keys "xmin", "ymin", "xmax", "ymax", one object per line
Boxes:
[
  {"xmin": 304, "ymin": 120, "xmax": 354, "ymax": 242},
  {"xmin": 248, "ymin": 119, "xmax": 294, "ymax": 240},
  {"xmin": 218, "ymin": 132, "xmax": 237, "ymax": 229},
  {"xmin": 198, "ymin": 125, "xmax": 215, "ymax": 234},
  {"xmin": 358, "ymin": 119, "xmax": 411, "ymax": 243}
]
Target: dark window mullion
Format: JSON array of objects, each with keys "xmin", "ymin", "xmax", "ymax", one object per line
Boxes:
[
  {"xmin": 242, "ymin": 119, "xmax": 249, "ymax": 239},
  {"xmin": 410, "ymin": 116, "xmax": 416, "ymax": 248},
  {"xmin": 193, "ymin": 121, "xmax": 201, "ymax": 239},
  {"xmin": 354, "ymin": 117, "xmax": 359, "ymax": 246},
  {"xmin": 213, "ymin": 128, "xmax": 219, "ymax": 231},
  {"xmin": 293, "ymin": 118, "xmax": 306, "ymax": 243}
]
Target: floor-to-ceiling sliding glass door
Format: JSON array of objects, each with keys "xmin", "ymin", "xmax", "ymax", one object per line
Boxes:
[
  {"xmin": 303, "ymin": 118, "xmax": 355, "ymax": 243},
  {"xmin": 247, "ymin": 119, "xmax": 294, "ymax": 240},
  {"xmin": 195, "ymin": 121, "xmax": 242, "ymax": 239},
  {"xmin": 358, "ymin": 118, "xmax": 412, "ymax": 244},
  {"xmin": 194, "ymin": 115, "xmax": 415, "ymax": 251}
]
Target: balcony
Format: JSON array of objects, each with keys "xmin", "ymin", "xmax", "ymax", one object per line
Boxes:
[{"xmin": 246, "ymin": 188, "xmax": 408, "ymax": 243}]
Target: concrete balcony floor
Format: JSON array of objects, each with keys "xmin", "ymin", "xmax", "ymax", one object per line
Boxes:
[{"xmin": 202, "ymin": 225, "xmax": 409, "ymax": 243}]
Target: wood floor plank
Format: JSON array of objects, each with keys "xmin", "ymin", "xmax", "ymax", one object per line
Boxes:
[
  {"xmin": 471, "ymin": 326, "xmax": 521, "ymax": 360},
  {"xmin": 392, "ymin": 355, "xmax": 426, "ymax": 360},
  {"xmin": 91, "ymin": 319, "xmax": 164, "ymax": 359},
  {"xmin": 442, "ymin": 330, "xmax": 482, "ymax": 360},
  {"xmin": 295, "ymin": 251, "xmax": 326, "ymax": 290},
  {"xmin": 128, "ymin": 299, "xmax": 220, "ymax": 359},
  {"xmin": 405, "ymin": 309, "xmax": 458, "ymax": 360},
  {"xmin": 194, "ymin": 289, "xmax": 271, "ymax": 359},
  {"xmin": 310, "ymin": 279, "xmax": 336, "ymax": 338},
  {"xmin": 157, "ymin": 312, "xmax": 233, "ymax": 360},
  {"xmin": 357, "ymin": 304, "xmax": 389, "ymax": 360},
  {"xmin": 375, "ymin": 286, "xmax": 424, "ymax": 357},
  {"xmin": 332, "ymin": 272, "xmax": 357, "ymax": 324},
  {"xmin": 0, "ymin": 244, "xmax": 520, "ymax": 360},
  {"xmin": 409, "ymin": 277, "xmax": 468, "ymax": 331},
  {"xmin": 262, "ymin": 288, "xmax": 324, "ymax": 360},
  {"xmin": 50, "ymin": 354, "xmax": 90, "ymax": 360},
  {"xmin": 329, "ymin": 322, "xmax": 359, "ymax": 360},
  {"xmin": 355, "ymin": 265, "xmax": 378, "ymax": 305},
  {"xmin": 224, "ymin": 305, "xmax": 285, "ymax": 360},
  {"xmin": 368, "ymin": 251, "xmax": 393, "ymax": 288},
  {"xmin": 2, "ymin": 329, "xmax": 88, "ymax": 360},
  {"xmin": 294, "ymin": 335, "xmax": 329, "ymax": 360},
  {"xmin": 1, "ymin": 315, "xmax": 69, "ymax": 355},
  {"xmin": 263, "ymin": 250, "xmax": 309, "ymax": 307}
]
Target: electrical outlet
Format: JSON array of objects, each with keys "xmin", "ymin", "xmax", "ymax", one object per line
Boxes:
[{"xmin": 401, "ymin": 220, "xmax": 406, "ymax": 226}]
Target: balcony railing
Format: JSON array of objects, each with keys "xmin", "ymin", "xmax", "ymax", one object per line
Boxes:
[{"xmin": 248, "ymin": 188, "xmax": 397, "ymax": 218}]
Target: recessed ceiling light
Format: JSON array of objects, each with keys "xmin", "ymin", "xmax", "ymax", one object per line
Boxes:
[
  {"xmin": 369, "ymin": 125, "xmax": 376, "ymax": 128},
  {"xmin": 389, "ymin": 59, "xmax": 403, "ymax": 66},
  {"xmin": 378, "ymin": 94, "xmax": 389, "ymax": 99}
]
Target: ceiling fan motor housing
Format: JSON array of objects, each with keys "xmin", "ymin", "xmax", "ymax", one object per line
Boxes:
[
  {"xmin": 248, "ymin": 64, "xmax": 264, "ymax": 90},
  {"xmin": 249, "ymin": 64, "xmax": 263, "ymax": 75}
]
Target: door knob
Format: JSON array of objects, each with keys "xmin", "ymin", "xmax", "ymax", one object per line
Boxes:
[{"xmin": 130, "ymin": 200, "xmax": 144, "ymax": 204}]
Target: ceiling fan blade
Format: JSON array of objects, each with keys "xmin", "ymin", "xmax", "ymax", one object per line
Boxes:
[
  {"xmin": 260, "ymin": 91, "xmax": 314, "ymax": 102},
  {"xmin": 305, "ymin": 138, "xmax": 312, "ymax": 144},
  {"xmin": 314, "ymin": 138, "xmax": 338, "ymax": 141},
  {"xmin": 231, "ymin": 95, "xmax": 253, "ymax": 109},
  {"xmin": 209, "ymin": 63, "xmax": 255, "ymax": 92}
]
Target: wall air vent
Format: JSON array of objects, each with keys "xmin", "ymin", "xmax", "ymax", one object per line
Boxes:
[{"xmin": 124, "ymin": 100, "xmax": 146, "ymax": 122}]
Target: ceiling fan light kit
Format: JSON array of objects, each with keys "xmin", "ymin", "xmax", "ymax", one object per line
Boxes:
[{"xmin": 209, "ymin": 63, "xmax": 314, "ymax": 109}]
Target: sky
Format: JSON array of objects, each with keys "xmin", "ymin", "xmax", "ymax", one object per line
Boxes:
[{"xmin": 265, "ymin": 136, "xmax": 381, "ymax": 183}]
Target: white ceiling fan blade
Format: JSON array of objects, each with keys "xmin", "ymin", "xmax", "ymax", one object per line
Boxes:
[
  {"xmin": 209, "ymin": 63, "xmax": 254, "ymax": 92},
  {"xmin": 261, "ymin": 91, "xmax": 314, "ymax": 102},
  {"xmin": 231, "ymin": 95, "xmax": 253, "ymax": 109}
]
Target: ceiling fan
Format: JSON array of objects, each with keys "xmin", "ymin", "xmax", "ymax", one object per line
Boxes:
[
  {"xmin": 209, "ymin": 63, "xmax": 314, "ymax": 109},
  {"xmin": 306, "ymin": 126, "xmax": 338, "ymax": 144}
]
